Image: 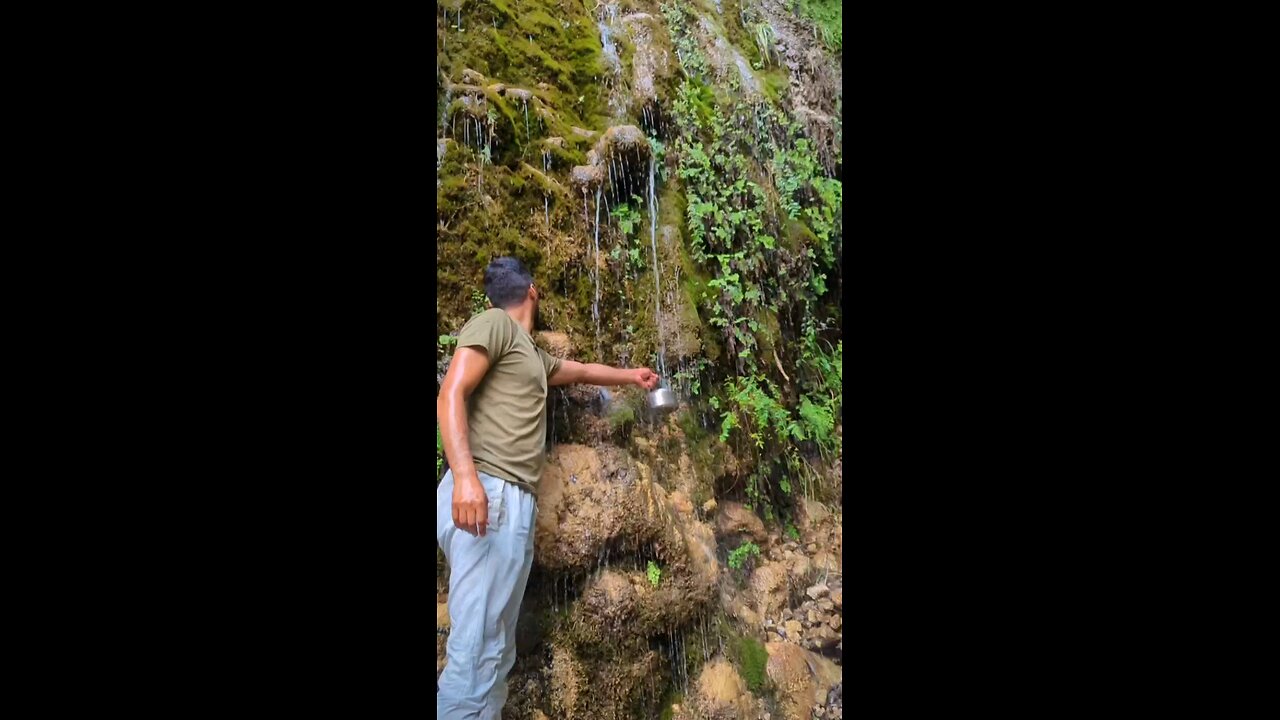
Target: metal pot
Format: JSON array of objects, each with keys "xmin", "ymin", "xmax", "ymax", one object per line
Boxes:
[{"xmin": 647, "ymin": 387, "xmax": 678, "ymax": 414}]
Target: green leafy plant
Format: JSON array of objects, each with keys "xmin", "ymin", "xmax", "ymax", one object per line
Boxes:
[
  {"xmin": 647, "ymin": 560, "xmax": 662, "ymax": 587},
  {"xmin": 727, "ymin": 541, "xmax": 761, "ymax": 570}
]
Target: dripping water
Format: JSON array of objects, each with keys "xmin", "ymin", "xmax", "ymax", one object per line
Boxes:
[
  {"xmin": 648, "ymin": 150, "xmax": 666, "ymax": 378},
  {"xmin": 543, "ymin": 150, "xmax": 551, "ymax": 225},
  {"xmin": 592, "ymin": 186, "xmax": 602, "ymax": 348}
]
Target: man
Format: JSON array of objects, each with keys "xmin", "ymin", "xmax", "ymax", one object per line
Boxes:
[{"xmin": 436, "ymin": 256, "xmax": 659, "ymax": 719}]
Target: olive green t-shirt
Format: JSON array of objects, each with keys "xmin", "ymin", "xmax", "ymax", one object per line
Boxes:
[{"xmin": 456, "ymin": 308, "xmax": 561, "ymax": 493}]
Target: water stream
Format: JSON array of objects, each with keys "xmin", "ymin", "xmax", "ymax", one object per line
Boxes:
[{"xmin": 648, "ymin": 151, "xmax": 666, "ymax": 379}]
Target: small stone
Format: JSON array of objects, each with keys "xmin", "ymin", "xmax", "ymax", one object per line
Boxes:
[
  {"xmin": 829, "ymin": 615, "xmax": 842, "ymax": 631},
  {"xmin": 806, "ymin": 543, "xmax": 818, "ymax": 553},
  {"xmin": 784, "ymin": 620, "xmax": 802, "ymax": 637},
  {"xmin": 818, "ymin": 599, "xmax": 834, "ymax": 611},
  {"xmin": 702, "ymin": 498, "xmax": 717, "ymax": 515},
  {"xmin": 806, "ymin": 584, "xmax": 830, "ymax": 600},
  {"xmin": 830, "ymin": 590, "xmax": 842, "ymax": 610}
]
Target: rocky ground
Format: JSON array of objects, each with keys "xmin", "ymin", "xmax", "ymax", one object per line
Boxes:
[{"xmin": 437, "ymin": 451, "xmax": 842, "ymax": 719}]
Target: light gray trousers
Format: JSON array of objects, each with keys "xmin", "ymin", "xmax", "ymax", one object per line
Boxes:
[{"xmin": 436, "ymin": 470, "xmax": 536, "ymax": 720}]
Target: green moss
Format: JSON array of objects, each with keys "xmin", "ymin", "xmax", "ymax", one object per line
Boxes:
[
  {"xmin": 658, "ymin": 691, "xmax": 683, "ymax": 720},
  {"xmin": 731, "ymin": 633, "xmax": 768, "ymax": 693},
  {"xmin": 759, "ymin": 68, "xmax": 790, "ymax": 103},
  {"xmin": 608, "ymin": 402, "xmax": 636, "ymax": 431}
]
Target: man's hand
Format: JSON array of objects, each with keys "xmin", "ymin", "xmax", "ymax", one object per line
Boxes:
[
  {"xmin": 633, "ymin": 367, "xmax": 659, "ymax": 390},
  {"xmin": 452, "ymin": 473, "xmax": 489, "ymax": 537}
]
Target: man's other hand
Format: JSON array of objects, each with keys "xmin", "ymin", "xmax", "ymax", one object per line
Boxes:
[{"xmin": 452, "ymin": 474, "xmax": 489, "ymax": 536}]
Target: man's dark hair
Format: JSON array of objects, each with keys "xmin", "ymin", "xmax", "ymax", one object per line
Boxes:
[{"xmin": 484, "ymin": 257, "xmax": 534, "ymax": 309}]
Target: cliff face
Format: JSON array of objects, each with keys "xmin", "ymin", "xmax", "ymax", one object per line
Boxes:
[{"xmin": 437, "ymin": 2, "xmax": 842, "ymax": 718}]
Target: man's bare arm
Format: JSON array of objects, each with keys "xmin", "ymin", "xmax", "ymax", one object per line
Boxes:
[
  {"xmin": 437, "ymin": 346, "xmax": 492, "ymax": 536},
  {"xmin": 550, "ymin": 360, "xmax": 659, "ymax": 389}
]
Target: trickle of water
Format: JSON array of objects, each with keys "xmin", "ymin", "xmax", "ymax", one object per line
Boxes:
[
  {"xmin": 523, "ymin": 100, "xmax": 529, "ymax": 139},
  {"xmin": 598, "ymin": 22, "xmax": 620, "ymax": 73},
  {"xmin": 648, "ymin": 151, "xmax": 666, "ymax": 378},
  {"xmin": 592, "ymin": 187, "xmax": 602, "ymax": 345}
]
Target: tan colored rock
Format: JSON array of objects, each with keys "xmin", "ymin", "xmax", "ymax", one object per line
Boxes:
[
  {"xmin": 830, "ymin": 589, "xmax": 842, "ymax": 610},
  {"xmin": 535, "ymin": 331, "xmax": 573, "ymax": 358},
  {"xmin": 748, "ymin": 561, "xmax": 789, "ymax": 617},
  {"xmin": 507, "ymin": 87, "xmax": 533, "ymax": 103},
  {"xmin": 797, "ymin": 498, "xmax": 832, "ymax": 535},
  {"xmin": 716, "ymin": 501, "xmax": 767, "ymax": 543},
  {"xmin": 569, "ymin": 164, "xmax": 604, "ymax": 190},
  {"xmin": 461, "ymin": 68, "xmax": 485, "ymax": 85},
  {"xmin": 669, "ymin": 489, "xmax": 694, "ymax": 516},
  {"xmin": 811, "ymin": 550, "xmax": 840, "ymax": 575},
  {"xmin": 785, "ymin": 620, "xmax": 803, "ymax": 637},
  {"xmin": 702, "ymin": 498, "xmax": 718, "ymax": 515},
  {"xmin": 766, "ymin": 641, "xmax": 842, "ymax": 720},
  {"xmin": 807, "ymin": 584, "xmax": 830, "ymax": 600},
  {"xmin": 535, "ymin": 444, "xmax": 718, "ymax": 635},
  {"xmin": 548, "ymin": 644, "xmax": 583, "ymax": 717},
  {"xmin": 487, "ymin": 82, "xmax": 506, "ymax": 94},
  {"xmin": 694, "ymin": 659, "xmax": 756, "ymax": 719},
  {"xmin": 595, "ymin": 124, "xmax": 647, "ymax": 154},
  {"xmin": 544, "ymin": 136, "xmax": 565, "ymax": 149},
  {"xmin": 436, "ymin": 602, "xmax": 450, "ymax": 630},
  {"xmin": 788, "ymin": 554, "xmax": 811, "ymax": 582}
]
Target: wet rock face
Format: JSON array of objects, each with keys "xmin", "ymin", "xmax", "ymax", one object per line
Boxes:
[
  {"xmin": 619, "ymin": 13, "xmax": 670, "ymax": 110},
  {"xmin": 569, "ymin": 164, "xmax": 604, "ymax": 190},
  {"xmin": 535, "ymin": 445, "xmax": 716, "ymax": 593},
  {"xmin": 596, "ymin": 124, "xmax": 647, "ymax": 153}
]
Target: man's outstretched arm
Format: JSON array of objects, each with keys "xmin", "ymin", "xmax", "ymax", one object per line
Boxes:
[
  {"xmin": 549, "ymin": 360, "xmax": 660, "ymax": 390},
  {"xmin": 437, "ymin": 346, "xmax": 492, "ymax": 537}
]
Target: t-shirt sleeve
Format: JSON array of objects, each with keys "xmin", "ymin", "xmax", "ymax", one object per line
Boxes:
[
  {"xmin": 457, "ymin": 311, "xmax": 514, "ymax": 359},
  {"xmin": 539, "ymin": 348, "xmax": 562, "ymax": 379}
]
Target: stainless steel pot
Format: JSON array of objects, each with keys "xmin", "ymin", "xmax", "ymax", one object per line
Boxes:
[{"xmin": 647, "ymin": 387, "xmax": 678, "ymax": 414}]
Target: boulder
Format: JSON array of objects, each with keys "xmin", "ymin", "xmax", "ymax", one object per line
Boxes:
[{"xmin": 715, "ymin": 502, "xmax": 766, "ymax": 543}]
